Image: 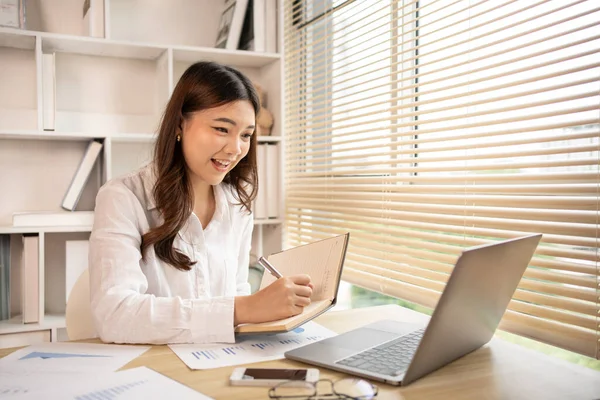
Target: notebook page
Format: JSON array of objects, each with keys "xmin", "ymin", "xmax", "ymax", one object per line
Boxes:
[{"xmin": 260, "ymin": 234, "xmax": 348, "ymax": 301}]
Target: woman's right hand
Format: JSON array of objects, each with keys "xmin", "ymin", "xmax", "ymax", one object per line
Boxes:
[{"xmin": 234, "ymin": 275, "xmax": 313, "ymax": 325}]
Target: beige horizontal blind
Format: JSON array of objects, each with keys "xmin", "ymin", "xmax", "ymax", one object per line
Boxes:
[{"xmin": 283, "ymin": 0, "xmax": 599, "ymax": 358}]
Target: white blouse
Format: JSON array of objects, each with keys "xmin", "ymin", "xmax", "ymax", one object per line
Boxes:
[{"xmin": 89, "ymin": 164, "xmax": 253, "ymax": 345}]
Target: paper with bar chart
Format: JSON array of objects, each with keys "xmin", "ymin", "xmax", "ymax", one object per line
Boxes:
[
  {"xmin": 0, "ymin": 342, "xmax": 150, "ymax": 374},
  {"xmin": 169, "ymin": 321, "xmax": 337, "ymax": 369},
  {"xmin": 5, "ymin": 367, "xmax": 213, "ymax": 400}
]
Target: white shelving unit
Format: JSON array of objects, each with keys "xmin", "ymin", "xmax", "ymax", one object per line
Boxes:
[{"xmin": 0, "ymin": 0, "xmax": 284, "ymax": 347}]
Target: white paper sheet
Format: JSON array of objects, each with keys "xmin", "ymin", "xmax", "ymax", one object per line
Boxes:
[
  {"xmin": 6, "ymin": 367, "xmax": 213, "ymax": 400},
  {"xmin": 0, "ymin": 342, "xmax": 150, "ymax": 375},
  {"xmin": 0, "ymin": 372, "xmax": 77, "ymax": 398},
  {"xmin": 169, "ymin": 321, "xmax": 336, "ymax": 370}
]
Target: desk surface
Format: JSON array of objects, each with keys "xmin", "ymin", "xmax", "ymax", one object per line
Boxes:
[{"xmin": 2, "ymin": 304, "xmax": 599, "ymax": 399}]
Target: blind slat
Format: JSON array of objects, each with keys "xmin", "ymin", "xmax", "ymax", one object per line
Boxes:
[
  {"xmin": 287, "ymin": 157, "xmax": 598, "ymax": 175},
  {"xmin": 289, "ymin": 171, "xmax": 598, "ymax": 183},
  {"xmin": 287, "ymin": 191, "xmax": 598, "ymax": 210},
  {"xmin": 287, "ymin": 183, "xmax": 599, "ymax": 194}
]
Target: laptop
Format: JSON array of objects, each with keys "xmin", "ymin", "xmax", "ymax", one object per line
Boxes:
[{"xmin": 285, "ymin": 234, "xmax": 542, "ymax": 386}]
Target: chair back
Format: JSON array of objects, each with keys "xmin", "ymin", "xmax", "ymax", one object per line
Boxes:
[{"xmin": 65, "ymin": 268, "xmax": 97, "ymax": 340}]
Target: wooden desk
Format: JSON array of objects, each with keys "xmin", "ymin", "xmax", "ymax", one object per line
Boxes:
[{"xmin": 2, "ymin": 305, "xmax": 599, "ymax": 399}]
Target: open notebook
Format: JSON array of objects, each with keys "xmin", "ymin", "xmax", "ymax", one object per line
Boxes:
[{"xmin": 235, "ymin": 233, "xmax": 350, "ymax": 335}]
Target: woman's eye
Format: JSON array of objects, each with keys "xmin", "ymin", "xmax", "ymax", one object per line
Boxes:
[
  {"xmin": 242, "ymin": 133, "xmax": 253, "ymax": 140},
  {"xmin": 214, "ymin": 127, "xmax": 228, "ymax": 134}
]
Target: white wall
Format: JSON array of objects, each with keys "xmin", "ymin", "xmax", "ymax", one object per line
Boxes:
[
  {"xmin": 109, "ymin": 0, "xmax": 221, "ymax": 47},
  {"xmin": 26, "ymin": 0, "xmax": 86, "ymax": 36}
]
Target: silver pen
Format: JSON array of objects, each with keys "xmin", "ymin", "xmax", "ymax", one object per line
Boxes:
[{"xmin": 258, "ymin": 256, "xmax": 283, "ymax": 279}]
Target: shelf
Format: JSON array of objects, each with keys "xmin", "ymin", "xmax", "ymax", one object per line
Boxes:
[
  {"xmin": 0, "ymin": 27, "xmax": 281, "ymax": 67},
  {"xmin": 0, "ymin": 221, "xmax": 280, "ymax": 233},
  {"xmin": 42, "ymin": 34, "xmax": 167, "ymax": 60},
  {"xmin": 0, "ymin": 130, "xmax": 156, "ymax": 142},
  {"xmin": 0, "ymin": 314, "xmax": 66, "ymax": 335},
  {"xmin": 0, "ymin": 225, "xmax": 93, "ymax": 234},
  {"xmin": 0, "ymin": 130, "xmax": 98, "ymax": 141},
  {"xmin": 0, "ymin": 28, "xmax": 35, "ymax": 50},
  {"xmin": 173, "ymin": 46, "xmax": 280, "ymax": 68},
  {"xmin": 110, "ymin": 133, "xmax": 157, "ymax": 143},
  {"xmin": 1, "ymin": 131, "xmax": 277, "ymax": 144}
]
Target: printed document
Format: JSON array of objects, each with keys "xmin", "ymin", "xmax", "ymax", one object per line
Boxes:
[
  {"xmin": 5, "ymin": 367, "xmax": 213, "ymax": 400},
  {"xmin": 170, "ymin": 321, "xmax": 337, "ymax": 369}
]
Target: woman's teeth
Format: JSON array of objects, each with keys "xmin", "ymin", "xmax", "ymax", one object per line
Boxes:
[{"xmin": 212, "ymin": 159, "xmax": 231, "ymax": 170}]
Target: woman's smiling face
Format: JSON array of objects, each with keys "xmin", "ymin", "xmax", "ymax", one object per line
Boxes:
[{"xmin": 181, "ymin": 100, "xmax": 255, "ymax": 186}]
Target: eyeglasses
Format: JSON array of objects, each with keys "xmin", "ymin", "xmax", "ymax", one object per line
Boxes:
[{"xmin": 268, "ymin": 378, "xmax": 378, "ymax": 399}]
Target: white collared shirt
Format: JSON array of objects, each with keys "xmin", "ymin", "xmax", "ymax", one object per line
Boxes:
[{"xmin": 89, "ymin": 164, "xmax": 253, "ymax": 344}]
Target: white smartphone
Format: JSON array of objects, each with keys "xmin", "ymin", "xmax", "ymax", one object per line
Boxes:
[{"xmin": 229, "ymin": 367, "xmax": 320, "ymax": 387}]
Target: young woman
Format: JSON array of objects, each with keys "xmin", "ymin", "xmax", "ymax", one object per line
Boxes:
[{"xmin": 89, "ymin": 61, "xmax": 313, "ymax": 344}]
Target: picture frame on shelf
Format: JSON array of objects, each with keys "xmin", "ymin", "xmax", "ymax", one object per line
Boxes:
[
  {"xmin": 215, "ymin": 0, "xmax": 249, "ymax": 50},
  {"xmin": 0, "ymin": 0, "xmax": 26, "ymax": 29}
]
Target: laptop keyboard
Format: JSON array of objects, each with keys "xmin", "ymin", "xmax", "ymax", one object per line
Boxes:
[{"xmin": 335, "ymin": 329, "xmax": 425, "ymax": 376}]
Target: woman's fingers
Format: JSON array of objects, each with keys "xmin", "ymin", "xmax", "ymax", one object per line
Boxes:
[
  {"xmin": 290, "ymin": 274, "xmax": 311, "ymax": 286},
  {"xmin": 294, "ymin": 295, "xmax": 311, "ymax": 307},
  {"xmin": 294, "ymin": 284, "xmax": 313, "ymax": 298}
]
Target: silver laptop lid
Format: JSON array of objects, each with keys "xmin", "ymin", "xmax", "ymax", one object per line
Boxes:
[{"xmin": 402, "ymin": 234, "xmax": 542, "ymax": 385}]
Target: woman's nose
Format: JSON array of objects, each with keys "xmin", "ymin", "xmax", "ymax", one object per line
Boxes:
[{"xmin": 224, "ymin": 136, "xmax": 242, "ymax": 156}]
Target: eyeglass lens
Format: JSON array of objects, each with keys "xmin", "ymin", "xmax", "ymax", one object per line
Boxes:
[
  {"xmin": 271, "ymin": 381, "xmax": 316, "ymax": 397},
  {"xmin": 334, "ymin": 378, "xmax": 376, "ymax": 398},
  {"xmin": 271, "ymin": 378, "xmax": 376, "ymax": 399}
]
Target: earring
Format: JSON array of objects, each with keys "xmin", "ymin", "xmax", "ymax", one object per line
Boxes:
[{"xmin": 176, "ymin": 134, "xmax": 181, "ymax": 142}]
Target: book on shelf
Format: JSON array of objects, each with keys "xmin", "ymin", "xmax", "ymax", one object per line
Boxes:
[
  {"xmin": 253, "ymin": 143, "xmax": 268, "ymax": 219},
  {"xmin": 235, "ymin": 233, "xmax": 350, "ymax": 334},
  {"xmin": 0, "ymin": 234, "xmax": 10, "ymax": 321},
  {"xmin": 21, "ymin": 233, "xmax": 39, "ymax": 324},
  {"xmin": 83, "ymin": 0, "xmax": 105, "ymax": 38},
  {"xmin": 215, "ymin": 0, "xmax": 249, "ymax": 50},
  {"xmin": 12, "ymin": 211, "xmax": 95, "ymax": 228},
  {"xmin": 65, "ymin": 240, "xmax": 89, "ymax": 303},
  {"xmin": 9, "ymin": 235, "xmax": 21, "ymax": 319},
  {"xmin": 238, "ymin": 0, "xmax": 265, "ymax": 52},
  {"xmin": 265, "ymin": 0, "xmax": 277, "ymax": 53},
  {"xmin": 41, "ymin": 53, "xmax": 56, "ymax": 131},
  {"xmin": 266, "ymin": 143, "xmax": 279, "ymax": 218},
  {"xmin": 62, "ymin": 140, "xmax": 103, "ymax": 211}
]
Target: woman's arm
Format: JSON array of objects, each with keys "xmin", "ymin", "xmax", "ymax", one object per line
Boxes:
[{"xmin": 89, "ymin": 183, "xmax": 236, "ymax": 345}]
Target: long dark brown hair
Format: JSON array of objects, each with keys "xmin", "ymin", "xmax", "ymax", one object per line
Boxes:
[{"xmin": 141, "ymin": 61, "xmax": 260, "ymax": 271}]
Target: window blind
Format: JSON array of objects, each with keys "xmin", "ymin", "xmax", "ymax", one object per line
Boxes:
[{"xmin": 283, "ymin": 0, "xmax": 599, "ymax": 359}]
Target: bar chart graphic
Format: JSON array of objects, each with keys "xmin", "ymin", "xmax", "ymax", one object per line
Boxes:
[
  {"xmin": 0, "ymin": 343, "xmax": 150, "ymax": 377},
  {"xmin": 74, "ymin": 379, "xmax": 147, "ymax": 400},
  {"xmin": 169, "ymin": 322, "xmax": 337, "ymax": 369},
  {"xmin": 20, "ymin": 352, "xmax": 110, "ymax": 361}
]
